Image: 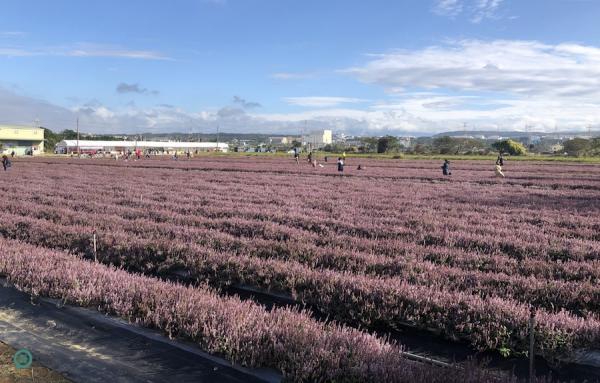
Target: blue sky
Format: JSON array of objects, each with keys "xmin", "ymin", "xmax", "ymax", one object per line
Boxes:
[{"xmin": 1, "ymin": 0, "xmax": 600, "ymax": 134}]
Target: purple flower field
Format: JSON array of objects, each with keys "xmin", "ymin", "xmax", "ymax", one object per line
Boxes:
[{"xmin": 1, "ymin": 155, "xmax": 599, "ymax": 381}]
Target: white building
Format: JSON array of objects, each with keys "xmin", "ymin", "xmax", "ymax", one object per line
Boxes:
[
  {"xmin": 303, "ymin": 130, "xmax": 333, "ymax": 148},
  {"xmin": 55, "ymin": 140, "xmax": 229, "ymax": 154},
  {"xmin": 269, "ymin": 137, "xmax": 290, "ymax": 145}
]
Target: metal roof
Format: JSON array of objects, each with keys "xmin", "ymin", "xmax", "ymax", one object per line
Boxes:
[{"xmin": 56, "ymin": 140, "xmax": 228, "ymax": 149}]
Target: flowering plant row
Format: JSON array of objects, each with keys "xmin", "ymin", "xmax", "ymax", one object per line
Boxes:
[
  {"xmin": 0, "ymin": 237, "xmax": 523, "ymax": 383},
  {"xmin": 1, "ymin": 158, "xmax": 599, "ymax": 361}
]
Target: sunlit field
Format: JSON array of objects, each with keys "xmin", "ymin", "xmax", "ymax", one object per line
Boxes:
[{"xmin": 1, "ymin": 155, "xmax": 599, "ymax": 382}]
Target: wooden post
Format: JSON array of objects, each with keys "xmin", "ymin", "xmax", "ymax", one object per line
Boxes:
[
  {"xmin": 93, "ymin": 233, "xmax": 97, "ymax": 263},
  {"xmin": 529, "ymin": 306, "xmax": 536, "ymax": 383}
]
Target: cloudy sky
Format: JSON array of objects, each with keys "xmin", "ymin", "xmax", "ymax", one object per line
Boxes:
[{"xmin": 1, "ymin": 0, "xmax": 600, "ymax": 135}]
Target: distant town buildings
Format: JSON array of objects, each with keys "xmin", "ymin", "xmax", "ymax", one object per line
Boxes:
[{"xmin": 303, "ymin": 130, "xmax": 333, "ymax": 148}]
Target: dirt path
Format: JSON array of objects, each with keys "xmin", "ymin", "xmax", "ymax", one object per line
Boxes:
[{"xmin": 0, "ymin": 281, "xmax": 279, "ymax": 383}]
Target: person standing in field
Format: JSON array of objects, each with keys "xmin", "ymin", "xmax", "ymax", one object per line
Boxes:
[
  {"xmin": 10, "ymin": 151, "xmax": 14, "ymax": 158},
  {"xmin": 342, "ymin": 151, "xmax": 347, "ymax": 164},
  {"xmin": 441, "ymin": 159, "xmax": 451, "ymax": 176},
  {"xmin": 337, "ymin": 157, "xmax": 344, "ymax": 174},
  {"xmin": 308, "ymin": 150, "xmax": 313, "ymax": 164},
  {"xmin": 293, "ymin": 148, "xmax": 299, "ymax": 165}
]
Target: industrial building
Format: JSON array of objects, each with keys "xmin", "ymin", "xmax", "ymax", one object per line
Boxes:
[
  {"xmin": 0, "ymin": 125, "xmax": 45, "ymax": 155},
  {"xmin": 55, "ymin": 140, "xmax": 229, "ymax": 154}
]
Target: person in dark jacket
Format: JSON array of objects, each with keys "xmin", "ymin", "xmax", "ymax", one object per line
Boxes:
[
  {"xmin": 2, "ymin": 155, "xmax": 11, "ymax": 171},
  {"xmin": 337, "ymin": 157, "xmax": 344, "ymax": 173},
  {"xmin": 496, "ymin": 153, "xmax": 504, "ymax": 166},
  {"xmin": 441, "ymin": 159, "xmax": 451, "ymax": 176}
]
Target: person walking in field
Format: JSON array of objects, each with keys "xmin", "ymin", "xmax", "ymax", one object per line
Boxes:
[
  {"xmin": 496, "ymin": 153, "xmax": 504, "ymax": 167},
  {"xmin": 293, "ymin": 148, "xmax": 299, "ymax": 165},
  {"xmin": 495, "ymin": 164, "xmax": 505, "ymax": 177},
  {"xmin": 308, "ymin": 151, "xmax": 313, "ymax": 164},
  {"xmin": 2, "ymin": 155, "xmax": 11, "ymax": 171},
  {"xmin": 342, "ymin": 151, "xmax": 347, "ymax": 164},
  {"xmin": 441, "ymin": 159, "xmax": 451, "ymax": 176},
  {"xmin": 337, "ymin": 157, "xmax": 344, "ymax": 174},
  {"xmin": 10, "ymin": 151, "xmax": 15, "ymax": 158}
]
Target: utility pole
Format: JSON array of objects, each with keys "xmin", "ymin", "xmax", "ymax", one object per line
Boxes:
[
  {"xmin": 216, "ymin": 123, "xmax": 220, "ymax": 152},
  {"xmin": 76, "ymin": 117, "xmax": 80, "ymax": 157},
  {"xmin": 303, "ymin": 120, "xmax": 308, "ymax": 149},
  {"xmin": 525, "ymin": 124, "xmax": 531, "ymax": 147}
]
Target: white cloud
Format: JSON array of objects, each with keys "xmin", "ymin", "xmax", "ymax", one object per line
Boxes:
[
  {"xmin": 271, "ymin": 72, "xmax": 315, "ymax": 80},
  {"xmin": 0, "ymin": 43, "xmax": 170, "ymax": 60},
  {"xmin": 344, "ymin": 40, "xmax": 600, "ymax": 98},
  {"xmin": 3, "ymin": 39, "xmax": 600, "ymax": 135},
  {"xmin": 432, "ymin": 0, "xmax": 504, "ymax": 22},
  {"xmin": 472, "ymin": 0, "xmax": 504, "ymax": 23},
  {"xmin": 284, "ymin": 97, "xmax": 368, "ymax": 108},
  {"xmin": 0, "ymin": 31, "xmax": 26, "ymax": 38},
  {"xmin": 337, "ymin": 39, "xmax": 600, "ymax": 131},
  {"xmin": 433, "ymin": 0, "xmax": 463, "ymax": 17},
  {"xmin": 1, "ymin": 84, "xmax": 598, "ymax": 136}
]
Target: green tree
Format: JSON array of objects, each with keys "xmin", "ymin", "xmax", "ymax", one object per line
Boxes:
[
  {"xmin": 377, "ymin": 136, "xmax": 399, "ymax": 153},
  {"xmin": 563, "ymin": 138, "xmax": 591, "ymax": 157},
  {"xmin": 432, "ymin": 136, "xmax": 459, "ymax": 154},
  {"xmin": 43, "ymin": 128, "xmax": 61, "ymax": 153},
  {"xmin": 359, "ymin": 137, "xmax": 378, "ymax": 153},
  {"xmin": 61, "ymin": 129, "xmax": 79, "ymax": 139},
  {"xmin": 492, "ymin": 139, "xmax": 527, "ymax": 156}
]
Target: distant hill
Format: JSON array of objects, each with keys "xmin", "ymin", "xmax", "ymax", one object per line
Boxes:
[{"xmin": 432, "ymin": 130, "xmax": 591, "ymax": 138}]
